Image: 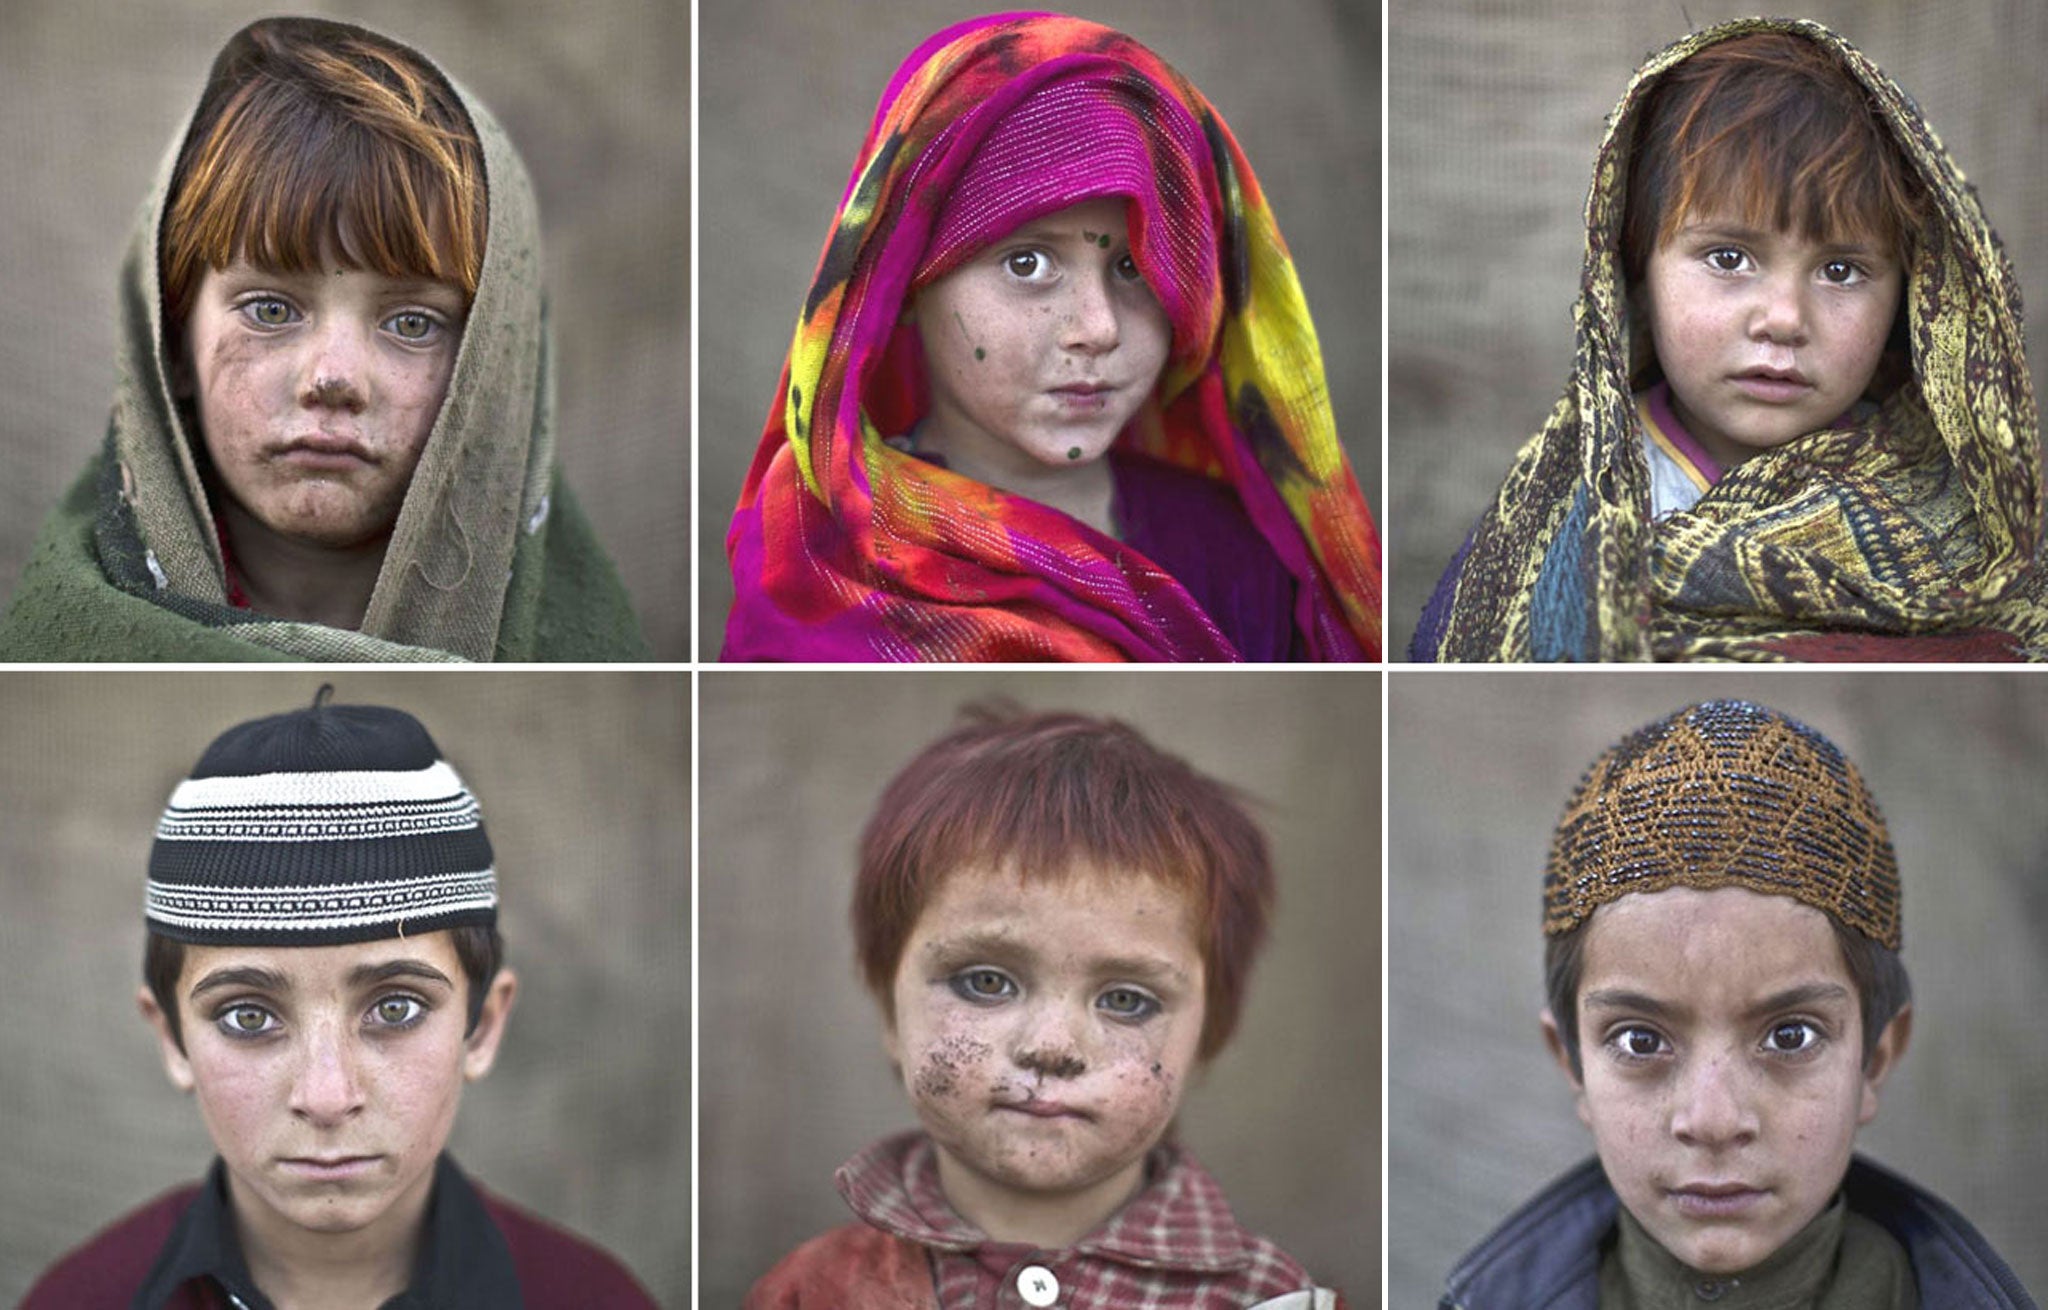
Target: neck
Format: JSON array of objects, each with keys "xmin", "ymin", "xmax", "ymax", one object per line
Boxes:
[
  {"xmin": 913, "ymin": 418, "xmax": 1118, "ymax": 540},
  {"xmin": 219, "ymin": 500, "xmax": 387, "ymax": 630},
  {"xmin": 933, "ymin": 1147, "xmax": 1146, "ymax": 1249},
  {"xmin": 228, "ymin": 1165, "xmax": 431, "ymax": 1310}
]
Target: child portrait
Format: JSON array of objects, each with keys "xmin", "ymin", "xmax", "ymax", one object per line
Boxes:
[
  {"xmin": 702, "ymin": 2, "xmax": 1381, "ymax": 662},
  {"xmin": 1388, "ymin": 671, "xmax": 2047, "ymax": 1305},
  {"xmin": 0, "ymin": 4, "xmax": 687, "ymax": 660},
  {"xmin": 698, "ymin": 669, "xmax": 1378, "ymax": 1302},
  {"xmin": 1391, "ymin": 4, "xmax": 2048, "ymax": 661},
  {"xmin": 0, "ymin": 672, "xmax": 689, "ymax": 1306}
]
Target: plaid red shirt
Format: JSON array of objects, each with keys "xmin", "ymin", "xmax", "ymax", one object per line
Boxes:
[{"xmin": 749, "ymin": 1130, "xmax": 1342, "ymax": 1309}]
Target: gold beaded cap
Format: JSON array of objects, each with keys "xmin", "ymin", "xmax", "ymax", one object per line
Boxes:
[{"xmin": 1543, "ymin": 701, "xmax": 1900, "ymax": 948}]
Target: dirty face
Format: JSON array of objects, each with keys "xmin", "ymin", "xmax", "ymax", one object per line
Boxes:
[
  {"xmin": 141, "ymin": 932, "xmax": 511, "ymax": 1247},
  {"xmin": 1643, "ymin": 212, "xmax": 1901, "ymax": 471},
  {"xmin": 183, "ymin": 257, "xmax": 467, "ymax": 549},
  {"xmin": 1557, "ymin": 887, "xmax": 1902, "ymax": 1275},
  {"xmin": 886, "ymin": 863, "xmax": 1205, "ymax": 1237},
  {"xmin": 912, "ymin": 196, "xmax": 1171, "ymax": 475}
]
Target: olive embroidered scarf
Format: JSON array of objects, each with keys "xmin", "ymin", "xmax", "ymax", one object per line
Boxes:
[
  {"xmin": 1414, "ymin": 18, "xmax": 2044, "ymax": 663},
  {"xmin": 723, "ymin": 12, "xmax": 1381, "ymax": 662},
  {"xmin": 0, "ymin": 17, "xmax": 646, "ymax": 662}
]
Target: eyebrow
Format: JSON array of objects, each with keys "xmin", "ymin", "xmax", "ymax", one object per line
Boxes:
[
  {"xmin": 1676, "ymin": 221, "xmax": 1885, "ymax": 258},
  {"xmin": 189, "ymin": 965, "xmax": 289, "ymax": 1001},
  {"xmin": 347, "ymin": 959, "xmax": 456, "ymax": 990},
  {"xmin": 919, "ymin": 933, "xmax": 1190, "ymax": 986},
  {"xmin": 1582, "ymin": 981, "xmax": 1854, "ymax": 1021},
  {"xmin": 186, "ymin": 958, "xmax": 454, "ymax": 1002}
]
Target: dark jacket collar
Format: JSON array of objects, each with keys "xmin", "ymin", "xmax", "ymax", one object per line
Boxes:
[
  {"xmin": 133, "ymin": 1154, "xmax": 525, "ymax": 1310},
  {"xmin": 1441, "ymin": 1155, "xmax": 2037, "ymax": 1310}
]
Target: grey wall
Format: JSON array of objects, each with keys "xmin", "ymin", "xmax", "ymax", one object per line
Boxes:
[
  {"xmin": 699, "ymin": 0, "xmax": 1380, "ymax": 655},
  {"xmin": 0, "ymin": 0, "xmax": 689, "ymax": 658},
  {"xmin": 1388, "ymin": 2, "xmax": 2048, "ymax": 657},
  {"xmin": 1388, "ymin": 671, "xmax": 2048, "ymax": 1304},
  {"xmin": 0, "ymin": 672, "xmax": 690, "ymax": 1305},
  {"xmin": 700, "ymin": 670, "xmax": 1381, "ymax": 1304}
]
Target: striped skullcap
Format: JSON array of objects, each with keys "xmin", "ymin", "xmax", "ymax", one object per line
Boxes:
[
  {"xmin": 147, "ymin": 687, "xmax": 495, "ymax": 945},
  {"xmin": 1543, "ymin": 700, "xmax": 1900, "ymax": 949}
]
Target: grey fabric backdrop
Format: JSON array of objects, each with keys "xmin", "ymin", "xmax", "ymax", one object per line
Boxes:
[
  {"xmin": 0, "ymin": 672, "xmax": 689, "ymax": 1305},
  {"xmin": 1388, "ymin": 671, "xmax": 2048, "ymax": 1303},
  {"xmin": 1387, "ymin": 2, "xmax": 2048, "ymax": 658},
  {"xmin": 698, "ymin": 0, "xmax": 1381, "ymax": 657},
  {"xmin": 0, "ymin": 0, "xmax": 689, "ymax": 659},
  {"xmin": 699, "ymin": 670, "xmax": 1381, "ymax": 1304}
]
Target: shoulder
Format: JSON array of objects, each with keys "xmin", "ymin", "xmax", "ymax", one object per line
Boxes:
[
  {"xmin": 20, "ymin": 1181, "xmax": 202, "ymax": 1310},
  {"xmin": 477, "ymin": 1189, "xmax": 660, "ymax": 1309},
  {"xmin": 1844, "ymin": 1155, "xmax": 2036, "ymax": 1309},
  {"xmin": 1442, "ymin": 1157, "xmax": 1614, "ymax": 1310},
  {"xmin": 744, "ymin": 1222, "xmax": 935, "ymax": 1310}
]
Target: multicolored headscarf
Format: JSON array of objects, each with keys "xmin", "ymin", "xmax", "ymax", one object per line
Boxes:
[
  {"xmin": 1414, "ymin": 18, "xmax": 2046, "ymax": 662},
  {"xmin": 724, "ymin": 12, "xmax": 1381, "ymax": 662}
]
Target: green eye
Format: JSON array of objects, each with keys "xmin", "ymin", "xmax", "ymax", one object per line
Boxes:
[
  {"xmin": 388, "ymin": 312, "xmax": 435, "ymax": 341},
  {"xmin": 249, "ymin": 299, "xmax": 293, "ymax": 326},
  {"xmin": 372, "ymin": 996, "xmax": 425, "ymax": 1027}
]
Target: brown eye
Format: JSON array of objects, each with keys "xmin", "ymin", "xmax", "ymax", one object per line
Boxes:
[
  {"xmin": 1003, "ymin": 250, "xmax": 1045, "ymax": 280},
  {"xmin": 387, "ymin": 311, "xmax": 435, "ymax": 341},
  {"xmin": 1820, "ymin": 260, "xmax": 1861, "ymax": 285},
  {"xmin": 1767, "ymin": 1021, "xmax": 1819, "ymax": 1053},
  {"xmin": 1706, "ymin": 247, "xmax": 1747, "ymax": 273},
  {"xmin": 1113, "ymin": 253, "xmax": 1142, "ymax": 282}
]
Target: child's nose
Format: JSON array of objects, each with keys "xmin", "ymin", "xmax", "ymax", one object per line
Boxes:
[
  {"xmin": 1668, "ymin": 1051, "xmax": 1759, "ymax": 1148},
  {"xmin": 289, "ymin": 1023, "xmax": 368, "ymax": 1126},
  {"xmin": 298, "ymin": 321, "xmax": 372, "ymax": 415},
  {"xmin": 1010, "ymin": 1000, "xmax": 1090, "ymax": 1078},
  {"xmin": 1059, "ymin": 274, "xmax": 1123, "ymax": 356},
  {"xmin": 1747, "ymin": 274, "xmax": 1811, "ymax": 347}
]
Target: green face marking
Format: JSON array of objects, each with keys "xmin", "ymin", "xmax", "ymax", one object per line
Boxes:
[
  {"xmin": 1098, "ymin": 234, "xmax": 1112, "ymax": 248},
  {"xmin": 974, "ymin": 348, "xmax": 985, "ymax": 361},
  {"xmin": 1067, "ymin": 446, "xmax": 1083, "ymax": 461}
]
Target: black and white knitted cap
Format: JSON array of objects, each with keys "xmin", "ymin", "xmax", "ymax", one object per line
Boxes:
[{"xmin": 146, "ymin": 688, "xmax": 496, "ymax": 945}]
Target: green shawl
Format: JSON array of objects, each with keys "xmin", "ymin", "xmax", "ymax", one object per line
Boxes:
[
  {"xmin": 0, "ymin": 18, "xmax": 646, "ymax": 662},
  {"xmin": 1420, "ymin": 18, "xmax": 2044, "ymax": 662}
]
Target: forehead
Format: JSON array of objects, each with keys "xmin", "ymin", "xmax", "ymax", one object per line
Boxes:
[
  {"xmin": 1579, "ymin": 886, "xmax": 1848, "ymax": 996},
  {"xmin": 176, "ymin": 931, "xmax": 463, "ymax": 996},
  {"xmin": 907, "ymin": 863, "xmax": 1201, "ymax": 955}
]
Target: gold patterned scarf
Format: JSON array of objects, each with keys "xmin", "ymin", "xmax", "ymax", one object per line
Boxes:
[{"xmin": 1416, "ymin": 17, "xmax": 2044, "ymax": 662}]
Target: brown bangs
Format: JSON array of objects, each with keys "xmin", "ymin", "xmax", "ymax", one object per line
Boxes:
[
  {"xmin": 162, "ymin": 20, "xmax": 485, "ymax": 330},
  {"xmin": 1624, "ymin": 32, "xmax": 1927, "ymax": 282}
]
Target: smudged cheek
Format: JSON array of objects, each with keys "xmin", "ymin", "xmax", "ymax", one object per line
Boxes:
[
  {"xmin": 197, "ymin": 338, "xmax": 298, "ymax": 465},
  {"xmin": 1090, "ymin": 1028, "xmax": 1181, "ymax": 1151},
  {"xmin": 904, "ymin": 1013, "xmax": 998, "ymax": 1120}
]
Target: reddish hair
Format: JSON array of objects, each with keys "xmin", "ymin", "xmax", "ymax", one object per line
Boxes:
[
  {"xmin": 1623, "ymin": 32, "xmax": 1927, "ymax": 285},
  {"xmin": 854, "ymin": 705, "xmax": 1274, "ymax": 1061},
  {"xmin": 161, "ymin": 18, "xmax": 485, "ymax": 334}
]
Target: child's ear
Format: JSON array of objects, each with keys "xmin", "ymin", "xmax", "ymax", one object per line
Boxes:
[
  {"xmin": 461, "ymin": 967, "xmax": 519, "ymax": 1082},
  {"xmin": 1539, "ymin": 1007, "xmax": 1591, "ymax": 1127},
  {"xmin": 137, "ymin": 985, "xmax": 195, "ymax": 1093},
  {"xmin": 1858, "ymin": 1002, "xmax": 1914, "ymax": 1126}
]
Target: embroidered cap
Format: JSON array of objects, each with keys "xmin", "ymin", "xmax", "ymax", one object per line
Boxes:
[
  {"xmin": 146, "ymin": 686, "xmax": 496, "ymax": 945},
  {"xmin": 1543, "ymin": 700, "xmax": 1900, "ymax": 948}
]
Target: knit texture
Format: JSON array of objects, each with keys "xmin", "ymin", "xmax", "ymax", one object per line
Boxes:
[
  {"xmin": 146, "ymin": 692, "xmax": 495, "ymax": 945},
  {"xmin": 1418, "ymin": 17, "xmax": 2045, "ymax": 662},
  {"xmin": 724, "ymin": 12, "xmax": 1380, "ymax": 661},
  {"xmin": 0, "ymin": 16, "xmax": 646, "ymax": 662},
  {"xmin": 1543, "ymin": 700, "xmax": 1899, "ymax": 947}
]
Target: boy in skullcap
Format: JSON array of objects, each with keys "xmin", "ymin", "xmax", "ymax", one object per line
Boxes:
[
  {"xmin": 23, "ymin": 688, "xmax": 656, "ymax": 1309},
  {"xmin": 1444, "ymin": 700, "xmax": 2036, "ymax": 1308}
]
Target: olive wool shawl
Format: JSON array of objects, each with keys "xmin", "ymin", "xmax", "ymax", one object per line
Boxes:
[
  {"xmin": 1414, "ymin": 18, "xmax": 2045, "ymax": 663},
  {"xmin": 0, "ymin": 18, "xmax": 645, "ymax": 662}
]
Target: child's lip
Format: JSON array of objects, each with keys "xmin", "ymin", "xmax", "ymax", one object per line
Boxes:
[
  {"xmin": 1730, "ymin": 368, "xmax": 1814, "ymax": 403},
  {"xmin": 1668, "ymin": 1182, "xmax": 1768, "ymax": 1217},
  {"xmin": 996, "ymin": 1097, "xmax": 1090, "ymax": 1120}
]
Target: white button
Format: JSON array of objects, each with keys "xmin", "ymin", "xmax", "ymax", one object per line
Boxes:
[{"xmin": 1017, "ymin": 1264, "xmax": 1060, "ymax": 1307}]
